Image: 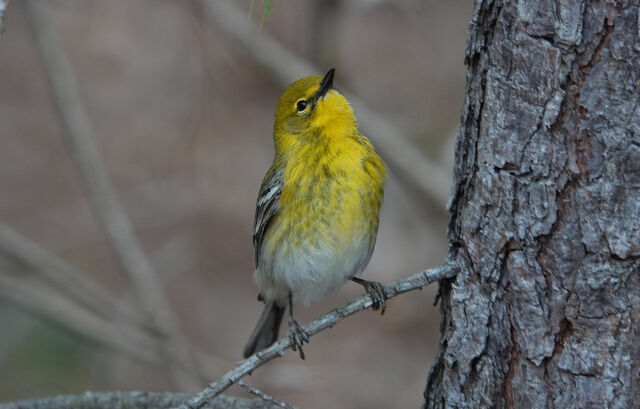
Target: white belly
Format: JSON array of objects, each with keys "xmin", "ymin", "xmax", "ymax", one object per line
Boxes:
[{"xmin": 255, "ymin": 233, "xmax": 375, "ymax": 305}]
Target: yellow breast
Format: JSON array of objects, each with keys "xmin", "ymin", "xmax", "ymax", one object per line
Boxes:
[
  {"xmin": 277, "ymin": 130, "xmax": 384, "ymax": 251},
  {"xmin": 256, "ymin": 84, "xmax": 386, "ymax": 303}
]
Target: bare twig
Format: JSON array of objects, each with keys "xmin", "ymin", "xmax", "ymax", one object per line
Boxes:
[
  {"xmin": 235, "ymin": 381, "xmax": 300, "ymax": 409},
  {"xmin": 0, "ymin": 270, "xmax": 229, "ymax": 379},
  {"xmin": 197, "ymin": 0, "xmax": 451, "ymax": 209},
  {"xmin": 23, "ymin": 0, "xmax": 201, "ymax": 389},
  {"xmin": 0, "ymin": 225, "xmax": 227, "ymax": 379},
  {"xmin": 0, "ymin": 391, "xmax": 281, "ymax": 409},
  {"xmin": 0, "ymin": 272, "xmax": 161, "ymax": 363},
  {"xmin": 0, "ymin": 223, "xmax": 146, "ymax": 328},
  {"xmin": 177, "ymin": 263, "xmax": 460, "ymax": 409}
]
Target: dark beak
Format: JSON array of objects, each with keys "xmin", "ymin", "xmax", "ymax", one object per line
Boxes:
[{"xmin": 316, "ymin": 68, "xmax": 335, "ymax": 99}]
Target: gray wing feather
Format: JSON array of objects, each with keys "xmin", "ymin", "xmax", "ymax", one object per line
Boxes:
[{"xmin": 253, "ymin": 170, "xmax": 283, "ymax": 267}]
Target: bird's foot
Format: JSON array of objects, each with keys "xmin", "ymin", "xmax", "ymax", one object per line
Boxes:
[
  {"xmin": 288, "ymin": 316, "xmax": 309, "ymax": 360},
  {"xmin": 352, "ymin": 277, "xmax": 387, "ymax": 315}
]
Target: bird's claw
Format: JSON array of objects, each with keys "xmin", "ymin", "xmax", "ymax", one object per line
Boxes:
[
  {"xmin": 362, "ymin": 280, "xmax": 387, "ymax": 315},
  {"xmin": 288, "ymin": 316, "xmax": 309, "ymax": 359}
]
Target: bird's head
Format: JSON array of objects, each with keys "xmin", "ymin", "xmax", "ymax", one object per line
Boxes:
[{"xmin": 273, "ymin": 69, "xmax": 356, "ymax": 151}]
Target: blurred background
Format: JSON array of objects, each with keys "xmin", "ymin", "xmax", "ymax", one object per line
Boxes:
[{"xmin": 0, "ymin": 1, "xmax": 471, "ymax": 408}]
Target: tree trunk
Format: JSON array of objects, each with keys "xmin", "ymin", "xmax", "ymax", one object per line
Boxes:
[{"xmin": 424, "ymin": 0, "xmax": 640, "ymax": 408}]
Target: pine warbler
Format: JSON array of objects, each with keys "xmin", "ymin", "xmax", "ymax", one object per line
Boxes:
[{"xmin": 243, "ymin": 69, "xmax": 387, "ymax": 359}]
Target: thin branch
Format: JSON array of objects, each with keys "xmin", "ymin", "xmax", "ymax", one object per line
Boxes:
[
  {"xmin": 0, "ymin": 223, "xmax": 147, "ymax": 328},
  {"xmin": 0, "ymin": 272, "xmax": 161, "ymax": 363},
  {"xmin": 23, "ymin": 0, "xmax": 201, "ymax": 389},
  {"xmin": 177, "ymin": 262, "xmax": 460, "ymax": 409},
  {"xmin": 235, "ymin": 381, "xmax": 300, "ymax": 409},
  {"xmin": 0, "ymin": 391, "xmax": 281, "ymax": 409},
  {"xmin": 0, "ymin": 270, "xmax": 229, "ymax": 379},
  {"xmin": 0, "ymin": 223, "xmax": 227, "ymax": 378},
  {"xmin": 197, "ymin": 0, "xmax": 451, "ymax": 209}
]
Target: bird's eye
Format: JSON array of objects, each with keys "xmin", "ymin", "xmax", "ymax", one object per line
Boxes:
[{"xmin": 296, "ymin": 100, "xmax": 308, "ymax": 111}]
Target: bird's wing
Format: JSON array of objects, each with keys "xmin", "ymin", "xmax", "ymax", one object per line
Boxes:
[{"xmin": 253, "ymin": 169, "xmax": 283, "ymax": 267}]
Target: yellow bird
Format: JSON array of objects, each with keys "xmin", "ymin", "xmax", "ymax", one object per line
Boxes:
[{"xmin": 243, "ymin": 69, "xmax": 387, "ymax": 359}]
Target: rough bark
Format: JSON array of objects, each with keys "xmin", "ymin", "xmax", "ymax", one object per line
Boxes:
[{"xmin": 424, "ymin": 0, "xmax": 640, "ymax": 408}]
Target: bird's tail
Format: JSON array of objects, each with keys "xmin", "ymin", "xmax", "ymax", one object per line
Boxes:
[{"xmin": 243, "ymin": 300, "xmax": 285, "ymax": 358}]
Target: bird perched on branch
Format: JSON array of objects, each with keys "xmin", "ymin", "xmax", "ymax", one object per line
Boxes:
[{"xmin": 243, "ymin": 69, "xmax": 387, "ymax": 359}]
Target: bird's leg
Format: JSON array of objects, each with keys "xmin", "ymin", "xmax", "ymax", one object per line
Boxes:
[
  {"xmin": 287, "ymin": 291, "xmax": 309, "ymax": 359},
  {"xmin": 351, "ymin": 277, "xmax": 387, "ymax": 314}
]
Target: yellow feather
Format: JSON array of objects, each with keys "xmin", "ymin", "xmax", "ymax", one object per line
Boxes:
[
  {"xmin": 245, "ymin": 71, "xmax": 387, "ymax": 357},
  {"xmin": 257, "ymin": 73, "xmax": 386, "ymax": 303}
]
